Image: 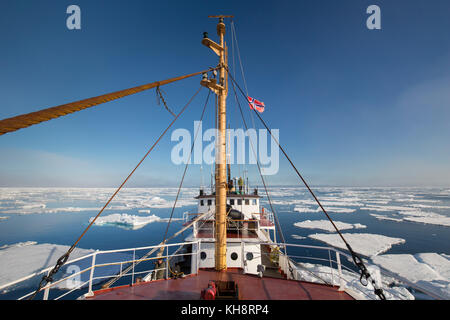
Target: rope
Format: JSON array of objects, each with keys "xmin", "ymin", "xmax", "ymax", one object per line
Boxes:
[
  {"xmin": 0, "ymin": 68, "xmax": 218, "ymax": 136},
  {"xmin": 156, "ymin": 86, "xmax": 176, "ymax": 117},
  {"xmin": 228, "ymin": 71, "xmax": 386, "ymax": 300},
  {"xmin": 28, "ymin": 86, "xmax": 203, "ymax": 300}
]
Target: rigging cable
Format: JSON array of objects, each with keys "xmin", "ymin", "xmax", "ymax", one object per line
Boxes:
[
  {"xmin": 227, "ymin": 71, "xmax": 386, "ymax": 300},
  {"xmin": 229, "ymin": 79, "xmax": 286, "ymax": 245},
  {"xmin": 230, "ymin": 77, "xmax": 302, "ymax": 281},
  {"xmin": 27, "ymin": 86, "xmax": 203, "ymax": 300},
  {"xmin": 161, "ymin": 90, "xmax": 211, "ymax": 247},
  {"xmin": 102, "ymin": 90, "xmax": 212, "ymax": 287}
]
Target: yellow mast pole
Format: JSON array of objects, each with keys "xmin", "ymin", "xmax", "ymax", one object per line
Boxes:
[
  {"xmin": 201, "ymin": 15, "xmax": 232, "ymax": 271},
  {"xmin": 215, "ymin": 17, "xmax": 228, "ymax": 271}
]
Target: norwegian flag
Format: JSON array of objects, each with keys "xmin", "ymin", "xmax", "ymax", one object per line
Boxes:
[{"xmin": 248, "ymin": 96, "xmax": 265, "ymax": 113}]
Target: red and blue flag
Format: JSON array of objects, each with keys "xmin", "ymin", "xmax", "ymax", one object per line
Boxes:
[{"xmin": 247, "ymin": 96, "xmax": 265, "ymax": 113}]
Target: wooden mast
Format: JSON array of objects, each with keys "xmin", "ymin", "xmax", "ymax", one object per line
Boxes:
[{"xmin": 201, "ymin": 15, "xmax": 232, "ymax": 271}]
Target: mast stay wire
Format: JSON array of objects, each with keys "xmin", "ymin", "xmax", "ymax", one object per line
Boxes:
[
  {"xmin": 230, "ymin": 21, "xmax": 251, "ymax": 180},
  {"xmin": 229, "ymin": 23, "xmax": 297, "ymax": 278},
  {"xmin": 230, "ymin": 76, "xmax": 333, "ymax": 284},
  {"xmin": 227, "ymin": 71, "xmax": 386, "ymax": 300},
  {"xmin": 230, "ymin": 21, "xmax": 292, "ymax": 268},
  {"xmin": 161, "ymin": 90, "xmax": 212, "ymax": 247},
  {"xmin": 28, "ymin": 86, "xmax": 203, "ymax": 300},
  {"xmin": 230, "ymin": 22, "xmax": 258, "ymax": 140},
  {"xmin": 105, "ymin": 90, "xmax": 213, "ymax": 285},
  {"xmin": 229, "ymin": 79, "xmax": 286, "ymax": 245},
  {"xmin": 230, "ymin": 77, "xmax": 300, "ymax": 280}
]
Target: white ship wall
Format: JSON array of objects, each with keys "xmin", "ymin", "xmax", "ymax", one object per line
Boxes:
[
  {"xmin": 192, "ymin": 241, "xmax": 262, "ymax": 276},
  {"xmin": 197, "ymin": 197, "xmax": 260, "ymax": 219}
]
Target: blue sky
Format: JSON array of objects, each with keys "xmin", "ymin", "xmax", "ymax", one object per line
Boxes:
[{"xmin": 0, "ymin": 0, "xmax": 449, "ymax": 187}]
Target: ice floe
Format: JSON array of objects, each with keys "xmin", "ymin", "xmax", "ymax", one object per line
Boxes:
[
  {"xmin": 291, "ymin": 234, "xmax": 306, "ymax": 240},
  {"xmin": 308, "ymin": 233, "xmax": 406, "ymax": 257},
  {"xmin": 89, "ymin": 213, "xmax": 176, "ymax": 230},
  {"xmin": 372, "ymin": 253, "xmax": 450, "ymax": 299},
  {"xmin": 0, "ymin": 241, "xmax": 132, "ymax": 294},
  {"xmin": 369, "ymin": 210, "xmax": 450, "ymax": 227},
  {"xmin": 292, "ymin": 262, "xmax": 414, "ymax": 300},
  {"xmin": 293, "ymin": 206, "xmax": 356, "ymax": 214},
  {"xmin": 402, "ymin": 214, "xmax": 450, "ymax": 227},
  {"xmin": 294, "ymin": 220, "xmax": 366, "ymax": 232},
  {"xmin": 0, "ymin": 188, "xmax": 197, "ymax": 215},
  {"xmin": 0, "ymin": 242, "xmax": 93, "ymax": 291},
  {"xmin": 370, "ymin": 214, "xmax": 403, "ymax": 222}
]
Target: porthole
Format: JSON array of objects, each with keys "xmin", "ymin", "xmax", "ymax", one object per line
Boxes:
[
  {"xmin": 246, "ymin": 252, "xmax": 254, "ymax": 261},
  {"xmin": 230, "ymin": 252, "xmax": 238, "ymax": 260},
  {"xmin": 200, "ymin": 251, "xmax": 207, "ymax": 260}
]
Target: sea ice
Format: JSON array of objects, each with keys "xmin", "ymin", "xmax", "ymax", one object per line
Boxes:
[
  {"xmin": 293, "ymin": 206, "xmax": 356, "ymax": 214},
  {"xmin": 370, "ymin": 214, "xmax": 403, "ymax": 222},
  {"xmin": 372, "ymin": 253, "xmax": 450, "ymax": 299},
  {"xmin": 308, "ymin": 233, "xmax": 405, "ymax": 257},
  {"xmin": 0, "ymin": 242, "xmax": 94, "ymax": 291},
  {"xmin": 0, "ymin": 188, "xmax": 197, "ymax": 215},
  {"xmin": 294, "ymin": 220, "xmax": 366, "ymax": 232},
  {"xmin": 90, "ymin": 213, "xmax": 166, "ymax": 230},
  {"xmin": 292, "ymin": 262, "xmax": 414, "ymax": 300},
  {"xmin": 291, "ymin": 234, "xmax": 306, "ymax": 240},
  {"xmin": 0, "ymin": 241, "xmax": 131, "ymax": 294}
]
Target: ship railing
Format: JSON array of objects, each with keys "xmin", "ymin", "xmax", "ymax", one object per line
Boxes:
[
  {"xmin": 251, "ymin": 208, "xmax": 275, "ymax": 228},
  {"xmin": 183, "ymin": 211, "xmax": 214, "ymax": 224},
  {"xmin": 6, "ymin": 240, "xmax": 437, "ymax": 300},
  {"xmin": 10, "ymin": 240, "xmax": 201, "ymax": 300},
  {"xmin": 193, "ymin": 219, "xmax": 260, "ymax": 239},
  {"xmin": 252, "ymin": 241, "xmax": 435, "ymax": 300}
]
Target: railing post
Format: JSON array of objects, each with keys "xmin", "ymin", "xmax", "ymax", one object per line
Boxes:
[
  {"xmin": 165, "ymin": 245, "xmax": 169, "ymax": 279},
  {"xmin": 43, "ymin": 270, "xmax": 50, "ymax": 300},
  {"xmin": 328, "ymin": 249, "xmax": 334, "ymax": 286},
  {"xmin": 194, "ymin": 220, "xmax": 197, "ymax": 237},
  {"xmin": 132, "ymin": 249, "xmax": 135, "ymax": 285},
  {"xmin": 241, "ymin": 241, "xmax": 245, "ymax": 274},
  {"xmin": 85, "ymin": 251, "xmax": 97, "ymax": 297},
  {"xmin": 196, "ymin": 241, "xmax": 200, "ymax": 273},
  {"xmin": 336, "ymin": 252, "xmax": 345, "ymax": 291}
]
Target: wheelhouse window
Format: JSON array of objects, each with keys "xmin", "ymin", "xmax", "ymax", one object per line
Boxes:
[
  {"xmin": 207, "ymin": 199, "xmax": 212, "ymax": 206},
  {"xmin": 200, "ymin": 200, "xmax": 204, "ymax": 206},
  {"xmin": 230, "ymin": 199, "xmax": 235, "ymax": 205},
  {"xmin": 237, "ymin": 199, "xmax": 242, "ymax": 205},
  {"xmin": 245, "ymin": 199, "xmax": 250, "ymax": 205}
]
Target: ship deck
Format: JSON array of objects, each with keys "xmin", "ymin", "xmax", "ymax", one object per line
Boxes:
[{"xmin": 87, "ymin": 269, "xmax": 354, "ymax": 300}]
